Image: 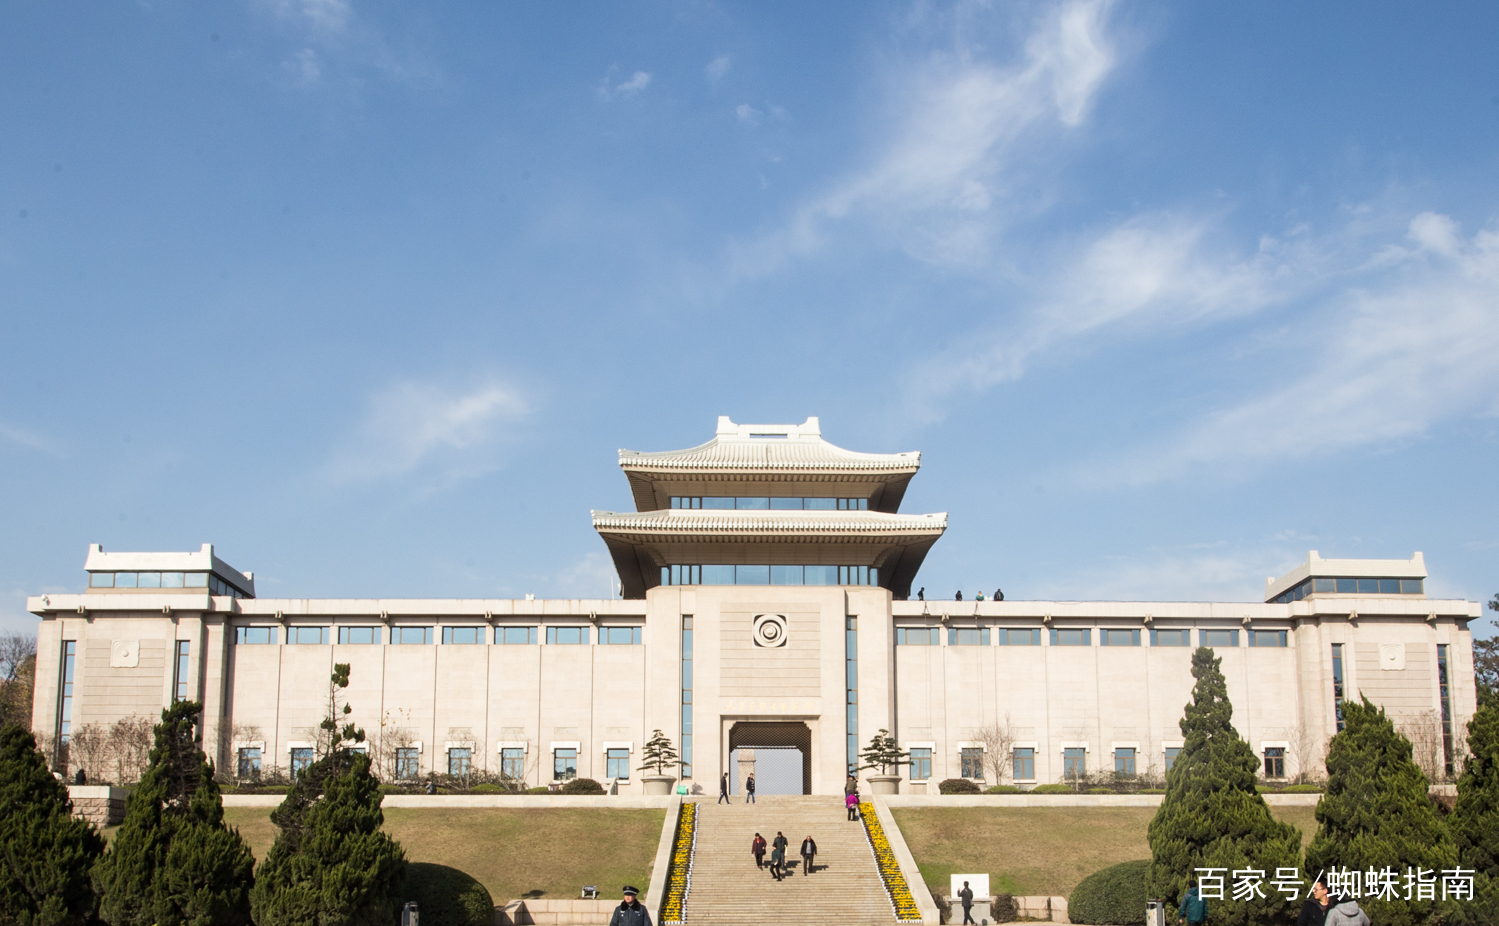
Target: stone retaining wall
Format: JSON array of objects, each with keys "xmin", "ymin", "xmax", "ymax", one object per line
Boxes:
[
  {"xmin": 496, "ymin": 898, "xmax": 622, "ymax": 926},
  {"xmin": 68, "ymin": 785, "xmax": 130, "ymax": 826}
]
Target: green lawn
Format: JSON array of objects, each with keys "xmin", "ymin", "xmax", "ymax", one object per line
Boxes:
[
  {"xmin": 222, "ymin": 806, "xmax": 665, "ymax": 904},
  {"xmin": 890, "ymin": 805, "xmax": 1319, "ymax": 899}
]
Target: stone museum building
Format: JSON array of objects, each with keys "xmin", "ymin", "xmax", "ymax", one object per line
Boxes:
[{"xmin": 27, "ymin": 417, "xmax": 1485, "ymax": 794}]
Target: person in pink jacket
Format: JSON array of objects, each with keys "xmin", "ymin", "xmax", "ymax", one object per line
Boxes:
[{"xmin": 846, "ymin": 789, "xmax": 860, "ymax": 821}]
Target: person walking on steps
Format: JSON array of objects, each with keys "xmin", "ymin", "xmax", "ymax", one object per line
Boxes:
[
  {"xmin": 1324, "ymin": 895, "xmax": 1370, "ymax": 926},
  {"xmin": 959, "ymin": 880, "xmax": 976, "ymax": 925},
  {"xmin": 772, "ymin": 831, "xmax": 788, "ymax": 859},
  {"xmin": 609, "ymin": 886, "xmax": 652, "ymax": 926},
  {"xmin": 799, "ymin": 835, "xmax": 817, "ymax": 876},
  {"xmin": 718, "ymin": 772, "xmax": 730, "ymax": 804},
  {"xmin": 752, "ymin": 833, "xmax": 767, "ymax": 868},
  {"xmin": 768, "ymin": 843, "xmax": 785, "ymax": 881},
  {"xmin": 846, "ymin": 789, "xmax": 860, "ymax": 821},
  {"xmin": 745, "ymin": 772, "xmax": 756, "ymax": 804},
  {"xmin": 1179, "ymin": 883, "xmax": 1207, "ymax": 926}
]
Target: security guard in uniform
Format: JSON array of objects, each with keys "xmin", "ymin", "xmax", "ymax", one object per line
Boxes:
[{"xmin": 609, "ymin": 886, "xmax": 652, "ymax": 926}]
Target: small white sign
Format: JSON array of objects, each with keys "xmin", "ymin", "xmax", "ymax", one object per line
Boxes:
[
  {"xmin": 110, "ymin": 640, "xmax": 139, "ymax": 668},
  {"xmin": 1380, "ymin": 643, "xmax": 1406, "ymax": 671},
  {"xmin": 951, "ymin": 874, "xmax": 990, "ymax": 901}
]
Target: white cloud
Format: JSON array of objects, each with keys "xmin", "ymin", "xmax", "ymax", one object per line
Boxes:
[
  {"xmin": 0, "ymin": 421, "xmax": 61, "ymax": 455},
  {"xmin": 546, "ymin": 551, "xmax": 620, "ymax": 600},
  {"xmin": 265, "ymin": 0, "xmax": 352, "ymax": 32},
  {"xmin": 705, "ymin": 55, "xmax": 731, "ymax": 83},
  {"xmin": 735, "ymin": 103, "xmax": 762, "ymax": 126},
  {"xmin": 328, "ymin": 378, "xmax": 529, "ymax": 484},
  {"xmin": 1027, "ymin": 543, "xmax": 1302, "ymax": 603},
  {"xmin": 283, "ymin": 48, "xmax": 322, "ymax": 83},
  {"xmin": 597, "ymin": 68, "xmax": 653, "ymax": 102}
]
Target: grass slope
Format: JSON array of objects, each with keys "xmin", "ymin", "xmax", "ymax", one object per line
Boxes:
[
  {"xmin": 222, "ymin": 806, "xmax": 664, "ymax": 904},
  {"xmin": 890, "ymin": 805, "xmax": 1318, "ymax": 898}
]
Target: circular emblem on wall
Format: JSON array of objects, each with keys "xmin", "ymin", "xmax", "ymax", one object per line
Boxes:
[{"xmin": 753, "ymin": 614, "xmax": 788, "ymax": 648}]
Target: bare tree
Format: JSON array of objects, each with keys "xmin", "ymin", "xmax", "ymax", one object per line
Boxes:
[
  {"xmin": 1285, "ymin": 719, "xmax": 1325, "ymax": 784},
  {"xmin": 976, "ymin": 716, "xmax": 1017, "ymax": 786},
  {"xmin": 0, "ymin": 632, "xmax": 37, "ymax": 730},
  {"xmin": 68, "ymin": 723, "xmax": 113, "ymax": 783},
  {"xmin": 1399, "ymin": 710, "xmax": 1448, "ymax": 783},
  {"xmin": 109, "ymin": 715, "xmax": 155, "ymax": 785}
]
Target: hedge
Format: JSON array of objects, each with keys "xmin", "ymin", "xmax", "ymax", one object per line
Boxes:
[
  {"xmin": 985, "ymin": 785, "xmax": 1024, "ymax": 794},
  {"xmin": 1069, "ymin": 859, "xmax": 1149, "ymax": 925},
  {"xmin": 561, "ymin": 777, "xmax": 606, "ymax": 795},
  {"xmin": 401, "ymin": 863, "xmax": 494, "ymax": 926},
  {"xmin": 938, "ymin": 778, "xmax": 981, "ymax": 794},
  {"xmin": 1030, "ymin": 783, "xmax": 1072, "ymax": 794}
]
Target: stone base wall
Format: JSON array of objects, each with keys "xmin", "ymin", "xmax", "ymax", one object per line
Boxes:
[
  {"xmin": 496, "ymin": 898, "xmax": 624, "ymax": 926},
  {"xmin": 68, "ymin": 785, "xmax": 130, "ymax": 826}
]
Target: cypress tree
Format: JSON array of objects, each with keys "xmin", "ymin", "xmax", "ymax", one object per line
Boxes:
[
  {"xmin": 1305, "ymin": 695, "xmax": 1458, "ymax": 926},
  {"xmin": 0, "ymin": 723, "xmax": 105, "ymax": 926},
  {"xmin": 1147, "ymin": 647, "xmax": 1303, "ymax": 925},
  {"xmin": 1449, "ymin": 701, "xmax": 1499, "ymax": 925},
  {"xmin": 94, "ymin": 700, "xmax": 255, "ymax": 926}
]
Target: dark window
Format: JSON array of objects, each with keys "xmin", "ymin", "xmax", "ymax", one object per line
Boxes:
[
  {"xmin": 1331, "ymin": 643, "xmax": 1346, "ymax": 732},
  {"xmin": 1336, "ymin": 578, "xmax": 1357, "ymax": 593},
  {"xmin": 1200, "ymin": 629, "xmax": 1239, "ymax": 648},
  {"xmin": 998, "ymin": 628, "xmax": 1041, "ymax": 645},
  {"xmin": 1115, "ymin": 747, "xmax": 1136, "ymax": 776},
  {"xmin": 909, "ymin": 748, "xmax": 932, "ymax": 780},
  {"xmin": 290, "ymin": 748, "xmax": 314, "ymax": 779},
  {"xmin": 448, "ymin": 748, "xmax": 472, "ymax": 777},
  {"xmin": 1314, "ymin": 578, "xmax": 1336, "ymax": 593},
  {"xmin": 949, "ymin": 628, "xmax": 990, "ymax": 646},
  {"xmin": 173, "ymin": 641, "xmax": 191, "ymax": 701},
  {"xmin": 1150, "ymin": 629, "xmax": 1191, "ymax": 646},
  {"xmin": 1402, "ymin": 578, "xmax": 1424, "ymax": 594},
  {"xmin": 57, "ymin": 641, "xmax": 76, "ymax": 744},
  {"xmin": 896, "ymin": 627, "xmax": 940, "ymax": 645},
  {"xmin": 960, "ymin": 747, "xmax": 983, "ymax": 778},
  {"xmin": 237, "ymin": 747, "xmax": 261, "ymax": 779},
  {"xmin": 554, "ymin": 748, "xmax": 578, "ymax": 780},
  {"xmin": 1248, "ymin": 630, "xmax": 1288, "ymax": 647},
  {"xmin": 1438, "ymin": 644, "xmax": 1454, "ymax": 777},
  {"xmin": 1063, "ymin": 748, "xmax": 1086, "ymax": 779},
  {"xmin": 1164, "ymin": 747, "xmax": 1181, "ymax": 771},
  {"xmin": 395, "ymin": 748, "xmax": 420, "ymax": 780},
  {"xmin": 1102, "ymin": 629, "xmax": 1140, "ymax": 647},
  {"xmin": 607, "ymin": 748, "xmax": 630, "ymax": 779},
  {"xmin": 1051, "ymin": 628, "xmax": 1090, "ymax": 646},
  {"xmin": 1264, "ymin": 747, "xmax": 1285, "ymax": 778},
  {"xmin": 1013, "ymin": 747, "xmax": 1035, "ymax": 780},
  {"xmin": 501, "ymin": 747, "xmax": 526, "ymax": 780}
]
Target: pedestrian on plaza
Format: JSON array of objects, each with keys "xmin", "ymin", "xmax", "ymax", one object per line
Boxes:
[
  {"xmin": 994, "ymin": 588, "xmax": 1004, "ymax": 601},
  {"xmin": 799, "ymin": 835, "xmax": 817, "ymax": 875},
  {"xmin": 1178, "ymin": 883, "xmax": 1207, "ymax": 926},
  {"xmin": 846, "ymin": 789, "xmax": 860, "ymax": 821},
  {"xmin": 845, "ymin": 774, "xmax": 857, "ymax": 796},
  {"xmin": 752, "ymin": 833, "xmax": 767, "ymax": 868},
  {"xmin": 769, "ymin": 844, "xmax": 785, "ymax": 881},
  {"xmin": 1297, "ymin": 879, "xmax": 1332, "ymax": 926},
  {"xmin": 955, "ymin": 590, "xmax": 963, "ymax": 601},
  {"xmin": 424, "ymin": 776, "xmax": 436, "ymax": 796},
  {"xmin": 1324, "ymin": 895, "xmax": 1370, "ymax": 926},
  {"xmin": 772, "ymin": 831, "xmax": 788, "ymax": 858},
  {"xmin": 718, "ymin": 772, "xmax": 730, "ymax": 804},
  {"xmin": 609, "ymin": 886, "xmax": 652, "ymax": 926},
  {"xmin": 959, "ymin": 880, "xmax": 976, "ymax": 925},
  {"xmin": 745, "ymin": 772, "xmax": 756, "ymax": 804}
]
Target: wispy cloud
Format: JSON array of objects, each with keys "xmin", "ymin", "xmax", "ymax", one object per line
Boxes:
[
  {"xmin": 327, "ymin": 378, "xmax": 529, "ymax": 484},
  {"xmin": 597, "ymin": 67, "xmax": 653, "ymax": 102},
  {"xmin": 257, "ymin": 0, "xmax": 437, "ymax": 87},
  {"xmin": 266, "ymin": 0, "xmax": 352, "ymax": 32},
  {"xmin": 705, "ymin": 55, "xmax": 731, "ymax": 83},
  {"xmin": 1027, "ymin": 542, "xmax": 1302, "ymax": 602},
  {"xmin": 0, "ymin": 420, "xmax": 62, "ymax": 455}
]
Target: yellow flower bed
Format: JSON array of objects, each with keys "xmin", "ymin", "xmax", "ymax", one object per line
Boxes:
[
  {"xmin": 858, "ymin": 802, "xmax": 923, "ymax": 923},
  {"xmin": 661, "ymin": 800, "xmax": 698, "ymax": 924}
]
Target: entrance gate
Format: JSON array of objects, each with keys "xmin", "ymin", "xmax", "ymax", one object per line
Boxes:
[{"xmin": 727, "ymin": 721, "xmax": 812, "ymax": 795}]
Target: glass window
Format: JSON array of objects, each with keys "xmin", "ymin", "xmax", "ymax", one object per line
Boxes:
[
  {"xmin": 735, "ymin": 565, "xmax": 770, "ymax": 585},
  {"xmin": 391, "ymin": 627, "xmax": 433, "ymax": 645},
  {"xmin": 185, "ymin": 572, "xmax": 208, "ymax": 588},
  {"xmin": 173, "ymin": 641, "xmax": 191, "ymax": 701},
  {"xmin": 735, "ymin": 497, "xmax": 770, "ymax": 510},
  {"xmin": 1164, "ymin": 747, "xmax": 1181, "ymax": 771},
  {"xmin": 501, "ymin": 747, "xmax": 525, "ymax": 780},
  {"xmin": 1150, "ymin": 629, "xmax": 1191, "ymax": 646},
  {"xmin": 448, "ymin": 747, "xmax": 472, "ymax": 777},
  {"xmin": 701, "ymin": 497, "xmax": 735, "ymax": 509},
  {"xmin": 137, "ymin": 572, "xmax": 161, "ymax": 588},
  {"xmin": 1356, "ymin": 578, "xmax": 1378, "ymax": 593},
  {"xmin": 1102, "ymin": 629, "xmax": 1140, "ymax": 647},
  {"xmin": 1402, "ymin": 578, "xmax": 1423, "ymax": 594},
  {"xmin": 290, "ymin": 747, "xmax": 314, "ymax": 779},
  {"xmin": 442, "ymin": 626, "xmax": 483, "ymax": 644},
  {"xmin": 159, "ymin": 572, "xmax": 183, "ymax": 588},
  {"xmin": 57, "ymin": 641, "xmax": 75, "ymax": 743},
  {"xmin": 1115, "ymin": 747, "xmax": 1136, "ymax": 776},
  {"xmin": 546, "ymin": 626, "xmax": 590, "ymax": 645},
  {"xmin": 682, "ymin": 615, "xmax": 693, "ymax": 778},
  {"xmin": 1263, "ymin": 747, "xmax": 1285, "ymax": 779},
  {"xmin": 1051, "ymin": 628, "xmax": 1090, "ymax": 646},
  {"xmin": 1249, "ymin": 629, "xmax": 1288, "ymax": 647},
  {"xmin": 948, "ymin": 628, "xmax": 990, "ymax": 646},
  {"xmin": 338, "ymin": 627, "xmax": 381, "ymax": 644},
  {"xmin": 804, "ymin": 565, "xmax": 838, "ymax": 585},
  {"xmin": 606, "ymin": 748, "xmax": 630, "ymax": 778},
  {"xmin": 1063, "ymin": 748, "xmax": 1086, "ymax": 780},
  {"xmin": 804, "ymin": 498, "xmax": 837, "ymax": 510},
  {"xmin": 909, "ymin": 748, "xmax": 932, "ymax": 780},
  {"xmin": 895, "ymin": 627, "xmax": 940, "ymax": 645},
  {"xmin": 837, "ymin": 565, "xmax": 876, "ymax": 586},
  {"xmin": 237, "ymin": 747, "xmax": 262, "ymax": 779},
  {"xmin": 395, "ymin": 748, "xmax": 420, "ymax": 780},
  {"xmin": 702, "ymin": 564, "xmax": 736, "ymax": 585},
  {"xmin": 89, "ymin": 572, "xmax": 114, "ymax": 587},
  {"xmin": 1332, "ymin": 643, "xmax": 1346, "ymax": 732},
  {"xmin": 769, "ymin": 497, "xmax": 803, "ymax": 509},
  {"xmin": 770, "ymin": 565, "xmax": 803, "ymax": 586},
  {"xmin": 498, "ymin": 626, "xmax": 538, "ymax": 644},
  {"xmin": 998, "ymin": 628, "xmax": 1041, "ymax": 645},
  {"xmin": 235, "ymin": 626, "xmax": 278, "ymax": 645},
  {"xmin": 845, "ymin": 616, "xmax": 858, "ymax": 773},
  {"xmin": 1378, "ymin": 578, "xmax": 1399, "ymax": 594},
  {"xmin": 1336, "ymin": 578, "xmax": 1357, "ymax": 593},
  {"xmin": 1312, "ymin": 577, "xmax": 1335, "ymax": 592},
  {"xmin": 114, "ymin": 572, "xmax": 138, "ymax": 588},
  {"xmin": 287, "ymin": 626, "xmax": 329, "ymax": 645},
  {"xmin": 601, "ymin": 626, "xmax": 642, "ymax": 644},
  {"xmin": 960, "ymin": 747, "xmax": 983, "ymax": 778},
  {"xmin": 554, "ymin": 748, "xmax": 578, "ymax": 780},
  {"xmin": 1013, "ymin": 747, "xmax": 1035, "ymax": 781},
  {"xmin": 1200, "ymin": 630, "xmax": 1239, "ymax": 648},
  {"xmin": 836, "ymin": 498, "xmax": 870, "ymax": 510}
]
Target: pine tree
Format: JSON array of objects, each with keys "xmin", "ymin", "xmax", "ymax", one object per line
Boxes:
[
  {"xmin": 0, "ymin": 724, "xmax": 105, "ymax": 926},
  {"xmin": 93, "ymin": 700, "xmax": 255, "ymax": 926},
  {"xmin": 1446, "ymin": 700, "xmax": 1499, "ymax": 926},
  {"xmin": 1147, "ymin": 647, "xmax": 1302, "ymax": 925},
  {"xmin": 1305, "ymin": 696, "xmax": 1458, "ymax": 926},
  {"xmin": 639, "ymin": 729, "xmax": 679, "ymax": 776},
  {"xmin": 857, "ymin": 729, "xmax": 911, "ymax": 776}
]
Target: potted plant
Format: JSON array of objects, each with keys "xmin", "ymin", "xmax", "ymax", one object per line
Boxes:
[
  {"xmin": 638, "ymin": 729, "xmax": 680, "ymax": 795},
  {"xmin": 857, "ymin": 729, "xmax": 910, "ymax": 795}
]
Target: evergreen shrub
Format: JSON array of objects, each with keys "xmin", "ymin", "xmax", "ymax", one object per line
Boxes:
[
  {"xmin": 561, "ymin": 778, "xmax": 605, "ymax": 795},
  {"xmin": 937, "ymin": 778, "xmax": 980, "ymax": 794},
  {"xmin": 1069, "ymin": 859, "xmax": 1149, "ymax": 925},
  {"xmin": 1085, "ymin": 787, "xmax": 1115, "ymax": 793},
  {"xmin": 1030, "ymin": 783, "xmax": 1071, "ymax": 794},
  {"xmin": 1280, "ymin": 784, "xmax": 1323, "ymax": 793},
  {"xmin": 400, "ymin": 863, "xmax": 493, "ymax": 926},
  {"xmin": 984, "ymin": 785, "xmax": 1024, "ymax": 794},
  {"xmin": 1452, "ymin": 701, "xmax": 1499, "ymax": 926}
]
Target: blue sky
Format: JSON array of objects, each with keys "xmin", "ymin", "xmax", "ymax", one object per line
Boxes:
[{"xmin": 3, "ymin": 1, "xmax": 1497, "ymax": 636}]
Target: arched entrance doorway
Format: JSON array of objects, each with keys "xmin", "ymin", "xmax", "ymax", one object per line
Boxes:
[{"xmin": 728, "ymin": 721, "xmax": 812, "ymax": 795}]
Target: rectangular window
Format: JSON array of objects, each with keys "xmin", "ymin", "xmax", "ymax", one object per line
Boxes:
[
  {"xmin": 1150, "ymin": 629, "xmax": 1191, "ymax": 646},
  {"xmin": 501, "ymin": 747, "xmax": 526, "ymax": 780},
  {"xmin": 1331, "ymin": 643, "xmax": 1346, "ymax": 733},
  {"xmin": 161, "ymin": 572, "xmax": 184, "ymax": 588},
  {"xmin": 960, "ymin": 747, "xmax": 983, "ymax": 778},
  {"xmin": 546, "ymin": 626, "xmax": 590, "ymax": 645},
  {"xmin": 769, "ymin": 497, "xmax": 803, "ymax": 509},
  {"xmin": 448, "ymin": 747, "xmax": 472, "ymax": 777},
  {"xmin": 173, "ymin": 641, "xmax": 191, "ymax": 701},
  {"xmin": 497, "ymin": 626, "xmax": 538, "ymax": 645},
  {"xmin": 1438, "ymin": 644, "xmax": 1454, "ymax": 777},
  {"xmin": 770, "ymin": 565, "xmax": 803, "ymax": 586},
  {"xmin": 804, "ymin": 565, "xmax": 838, "ymax": 585},
  {"xmin": 89, "ymin": 572, "xmax": 114, "ymax": 587},
  {"xmin": 681, "ymin": 615, "xmax": 693, "ymax": 778},
  {"xmin": 735, "ymin": 497, "xmax": 770, "ymax": 509},
  {"xmin": 338, "ymin": 626, "xmax": 381, "ymax": 645},
  {"xmin": 702, "ymin": 564, "xmax": 735, "ymax": 585},
  {"xmin": 895, "ymin": 627, "xmax": 940, "ymax": 645},
  {"xmin": 1379, "ymin": 578, "xmax": 1400, "ymax": 594},
  {"xmin": 1402, "ymin": 578, "xmax": 1424, "ymax": 594},
  {"xmin": 1200, "ymin": 629, "xmax": 1239, "ymax": 648},
  {"xmin": 57, "ymin": 641, "xmax": 76, "ymax": 744},
  {"xmin": 1115, "ymin": 747, "xmax": 1136, "ymax": 776},
  {"xmin": 837, "ymin": 565, "xmax": 877, "ymax": 586},
  {"xmin": 1263, "ymin": 747, "xmax": 1285, "ymax": 779},
  {"xmin": 606, "ymin": 748, "xmax": 630, "ymax": 779},
  {"xmin": 1357, "ymin": 578, "xmax": 1379, "ymax": 593},
  {"xmin": 909, "ymin": 748, "xmax": 932, "ymax": 780},
  {"xmin": 1063, "ymin": 748, "xmax": 1086, "ymax": 780},
  {"xmin": 1164, "ymin": 747, "xmax": 1181, "ymax": 772},
  {"xmin": 846, "ymin": 616, "xmax": 858, "ymax": 773},
  {"xmin": 114, "ymin": 572, "xmax": 138, "ymax": 588},
  {"xmin": 601, "ymin": 626, "xmax": 643, "ymax": 645},
  {"xmin": 237, "ymin": 747, "xmax": 262, "ymax": 779},
  {"xmin": 735, "ymin": 564, "xmax": 770, "ymax": 585},
  {"xmin": 997, "ymin": 628, "xmax": 1041, "ymax": 646},
  {"xmin": 1314, "ymin": 578, "xmax": 1336, "ymax": 592},
  {"xmin": 390, "ymin": 626, "xmax": 433, "ymax": 645},
  {"xmin": 804, "ymin": 498, "xmax": 837, "ymax": 510},
  {"xmin": 395, "ymin": 748, "xmax": 420, "ymax": 780},
  {"xmin": 184, "ymin": 572, "xmax": 209, "ymax": 588},
  {"xmin": 1101, "ymin": 629, "xmax": 1140, "ymax": 647},
  {"xmin": 836, "ymin": 498, "xmax": 869, "ymax": 510},
  {"xmin": 287, "ymin": 626, "xmax": 329, "ymax": 645},
  {"xmin": 1336, "ymin": 578, "xmax": 1357, "ymax": 593},
  {"xmin": 554, "ymin": 748, "xmax": 578, "ymax": 780},
  {"xmin": 948, "ymin": 628, "xmax": 991, "ymax": 646},
  {"xmin": 1013, "ymin": 747, "xmax": 1035, "ymax": 781},
  {"xmin": 1248, "ymin": 629, "xmax": 1288, "ymax": 647},
  {"xmin": 701, "ymin": 497, "xmax": 734, "ymax": 509},
  {"xmin": 1050, "ymin": 628, "xmax": 1090, "ymax": 646},
  {"xmin": 442, "ymin": 626, "xmax": 484, "ymax": 645},
  {"xmin": 137, "ymin": 572, "xmax": 161, "ymax": 588},
  {"xmin": 235, "ymin": 626, "xmax": 278, "ymax": 645},
  {"xmin": 290, "ymin": 747, "xmax": 314, "ymax": 779}
]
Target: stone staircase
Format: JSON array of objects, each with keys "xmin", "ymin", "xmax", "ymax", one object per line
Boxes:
[{"xmin": 681, "ymin": 796, "xmax": 901, "ymax": 926}]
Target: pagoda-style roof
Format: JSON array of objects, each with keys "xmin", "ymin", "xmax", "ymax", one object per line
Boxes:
[{"xmin": 591, "ymin": 509, "xmax": 946, "ymax": 543}]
